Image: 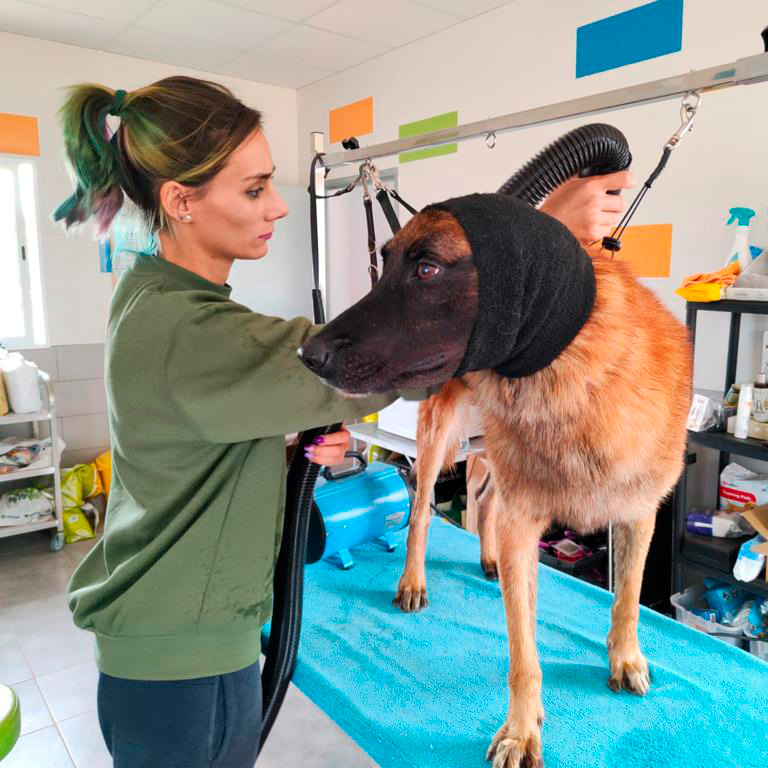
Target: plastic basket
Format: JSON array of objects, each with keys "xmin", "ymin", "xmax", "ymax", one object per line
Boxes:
[
  {"xmin": 744, "ymin": 633, "xmax": 768, "ymax": 661},
  {"xmin": 670, "ymin": 584, "xmax": 746, "ymax": 648}
]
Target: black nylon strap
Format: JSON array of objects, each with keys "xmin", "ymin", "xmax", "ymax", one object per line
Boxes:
[
  {"xmin": 389, "ymin": 188, "xmax": 418, "ymax": 216},
  {"xmin": 602, "ymin": 145, "xmax": 673, "ymax": 252},
  {"xmin": 376, "ymin": 188, "xmax": 401, "ymax": 235},
  {"xmin": 363, "ymin": 196, "xmax": 378, "ymax": 286}
]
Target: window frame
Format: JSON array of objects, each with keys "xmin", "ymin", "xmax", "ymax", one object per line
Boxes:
[{"xmin": 0, "ymin": 156, "xmax": 48, "ymax": 349}]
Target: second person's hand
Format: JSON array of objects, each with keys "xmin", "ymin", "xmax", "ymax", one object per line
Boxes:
[
  {"xmin": 304, "ymin": 428, "xmax": 351, "ymax": 466},
  {"xmin": 539, "ymin": 170, "xmax": 635, "ymax": 246}
]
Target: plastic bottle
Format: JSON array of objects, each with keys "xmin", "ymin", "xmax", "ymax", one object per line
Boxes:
[
  {"xmin": 735, "ymin": 383, "xmax": 754, "ymax": 439},
  {"xmin": 724, "ymin": 207, "xmax": 757, "ymax": 271},
  {"xmin": 0, "ymin": 354, "xmax": 42, "ymax": 414},
  {"xmin": 754, "ymin": 373, "xmax": 768, "ymax": 423}
]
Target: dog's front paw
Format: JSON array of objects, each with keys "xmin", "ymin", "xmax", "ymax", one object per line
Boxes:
[
  {"xmin": 481, "ymin": 558, "xmax": 499, "ymax": 580},
  {"xmin": 486, "ymin": 721, "xmax": 542, "ymax": 768},
  {"xmin": 608, "ymin": 648, "xmax": 650, "ymax": 695},
  {"xmin": 393, "ymin": 577, "xmax": 429, "ymax": 612}
]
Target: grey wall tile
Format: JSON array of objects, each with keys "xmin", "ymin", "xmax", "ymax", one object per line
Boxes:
[
  {"xmin": 61, "ymin": 414, "xmax": 110, "ymax": 451},
  {"xmin": 62, "ymin": 448, "xmax": 104, "ymax": 468},
  {"xmin": 56, "ymin": 344, "xmax": 104, "ymax": 382},
  {"xmin": 53, "ymin": 379, "xmax": 107, "ymax": 418},
  {"xmin": 16, "ymin": 347, "xmax": 58, "ymax": 380}
]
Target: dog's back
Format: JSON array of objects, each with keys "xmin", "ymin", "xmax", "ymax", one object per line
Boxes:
[{"xmin": 467, "ymin": 255, "xmax": 692, "ymax": 532}]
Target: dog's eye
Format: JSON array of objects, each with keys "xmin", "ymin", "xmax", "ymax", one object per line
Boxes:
[{"xmin": 415, "ymin": 261, "xmax": 441, "ymax": 281}]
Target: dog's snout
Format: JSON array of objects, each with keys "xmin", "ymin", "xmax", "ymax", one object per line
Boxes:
[
  {"xmin": 298, "ymin": 335, "xmax": 352, "ymax": 376},
  {"xmin": 298, "ymin": 338, "xmax": 331, "ymax": 374}
]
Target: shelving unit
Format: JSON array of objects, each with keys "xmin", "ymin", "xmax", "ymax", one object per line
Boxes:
[
  {"xmin": 674, "ymin": 300, "xmax": 768, "ymax": 598},
  {"xmin": 0, "ymin": 365, "xmax": 65, "ymax": 551},
  {"xmin": 346, "ymin": 421, "xmax": 485, "ymax": 466}
]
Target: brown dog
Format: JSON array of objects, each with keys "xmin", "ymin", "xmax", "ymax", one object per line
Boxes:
[{"xmin": 300, "ymin": 204, "xmax": 691, "ymax": 768}]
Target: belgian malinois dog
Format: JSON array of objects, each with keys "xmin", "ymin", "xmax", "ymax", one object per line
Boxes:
[{"xmin": 299, "ymin": 195, "xmax": 691, "ymax": 768}]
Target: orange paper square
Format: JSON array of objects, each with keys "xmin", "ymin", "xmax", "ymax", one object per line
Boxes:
[
  {"xmin": 329, "ymin": 97, "xmax": 373, "ymax": 145},
  {"xmin": 0, "ymin": 113, "xmax": 40, "ymax": 156},
  {"xmin": 617, "ymin": 223, "xmax": 672, "ymax": 277}
]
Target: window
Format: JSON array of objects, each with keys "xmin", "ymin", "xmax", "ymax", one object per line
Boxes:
[{"xmin": 0, "ymin": 158, "xmax": 46, "ymax": 348}]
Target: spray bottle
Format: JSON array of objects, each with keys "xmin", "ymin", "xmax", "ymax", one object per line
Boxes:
[{"xmin": 724, "ymin": 207, "xmax": 757, "ymax": 271}]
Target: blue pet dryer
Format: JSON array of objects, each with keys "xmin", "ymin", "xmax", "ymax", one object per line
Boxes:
[{"xmin": 307, "ymin": 452, "xmax": 412, "ymax": 570}]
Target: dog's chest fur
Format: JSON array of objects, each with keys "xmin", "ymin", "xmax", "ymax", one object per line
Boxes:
[{"xmin": 463, "ymin": 257, "xmax": 691, "ymax": 531}]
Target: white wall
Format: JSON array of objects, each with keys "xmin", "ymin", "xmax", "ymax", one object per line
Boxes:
[
  {"xmin": 298, "ymin": 0, "xmax": 768, "ymax": 392},
  {"xmin": 0, "ymin": 30, "xmax": 299, "ymax": 347}
]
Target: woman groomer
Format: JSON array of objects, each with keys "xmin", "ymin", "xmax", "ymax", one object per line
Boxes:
[{"xmin": 56, "ymin": 76, "xmax": 633, "ymax": 767}]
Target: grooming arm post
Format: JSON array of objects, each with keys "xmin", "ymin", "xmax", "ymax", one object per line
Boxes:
[
  {"xmin": 320, "ymin": 53, "xmax": 768, "ymax": 168},
  {"xmin": 311, "ymin": 132, "xmax": 328, "ymax": 322}
]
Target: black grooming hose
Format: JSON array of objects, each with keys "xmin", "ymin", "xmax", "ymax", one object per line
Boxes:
[
  {"xmin": 498, "ymin": 123, "xmax": 631, "ymax": 204},
  {"xmin": 259, "ymin": 122, "xmax": 631, "ymax": 752}
]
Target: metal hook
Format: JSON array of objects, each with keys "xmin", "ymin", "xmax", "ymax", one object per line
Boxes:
[
  {"xmin": 665, "ymin": 91, "xmax": 701, "ymax": 150},
  {"xmin": 486, "ymin": 131, "xmax": 496, "ymax": 149},
  {"xmin": 359, "ymin": 160, "xmax": 375, "ymax": 201}
]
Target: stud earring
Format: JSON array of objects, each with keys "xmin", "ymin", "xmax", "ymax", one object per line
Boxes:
[{"xmin": 180, "ymin": 214, "xmax": 192, "ymax": 222}]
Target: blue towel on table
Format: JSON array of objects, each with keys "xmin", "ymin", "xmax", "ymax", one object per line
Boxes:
[{"xmin": 263, "ymin": 519, "xmax": 768, "ymax": 768}]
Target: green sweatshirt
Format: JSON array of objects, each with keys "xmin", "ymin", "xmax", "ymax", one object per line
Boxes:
[{"xmin": 67, "ymin": 253, "xmax": 397, "ymax": 680}]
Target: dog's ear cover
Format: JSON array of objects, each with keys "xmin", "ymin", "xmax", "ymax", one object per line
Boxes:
[{"xmin": 424, "ymin": 193, "xmax": 595, "ymax": 378}]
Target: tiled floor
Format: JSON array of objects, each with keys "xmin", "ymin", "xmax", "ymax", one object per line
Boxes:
[{"xmin": 0, "ymin": 531, "xmax": 376, "ymax": 767}]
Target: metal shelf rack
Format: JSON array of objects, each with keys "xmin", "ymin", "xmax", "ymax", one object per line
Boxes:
[
  {"xmin": 0, "ymin": 366, "xmax": 65, "ymax": 551},
  {"xmin": 674, "ymin": 300, "xmax": 768, "ymax": 598}
]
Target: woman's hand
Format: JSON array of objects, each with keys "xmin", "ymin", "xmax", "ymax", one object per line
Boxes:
[
  {"xmin": 304, "ymin": 428, "xmax": 351, "ymax": 466},
  {"xmin": 539, "ymin": 171, "xmax": 635, "ymax": 246}
]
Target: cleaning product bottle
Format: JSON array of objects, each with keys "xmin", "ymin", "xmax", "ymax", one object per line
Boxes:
[
  {"xmin": 734, "ymin": 383, "xmax": 754, "ymax": 439},
  {"xmin": 754, "ymin": 373, "xmax": 768, "ymax": 423},
  {"xmin": 724, "ymin": 207, "xmax": 757, "ymax": 271}
]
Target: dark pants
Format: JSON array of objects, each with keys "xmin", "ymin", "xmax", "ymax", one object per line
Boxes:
[{"xmin": 97, "ymin": 661, "xmax": 262, "ymax": 768}]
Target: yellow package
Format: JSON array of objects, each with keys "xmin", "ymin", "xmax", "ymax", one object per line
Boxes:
[
  {"xmin": 95, "ymin": 451, "xmax": 112, "ymax": 497},
  {"xmin": 0, "ymin": 372, "xmax": 8, "ymax": 416},
  {"xmin": 62, "ymin": 507, "xmax": 94, "ymax": 544}
]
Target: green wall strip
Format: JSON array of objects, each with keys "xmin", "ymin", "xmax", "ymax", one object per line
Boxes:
[{"xmin": 399, "ymin": 111, "xmax": 458, "ymax": 164}]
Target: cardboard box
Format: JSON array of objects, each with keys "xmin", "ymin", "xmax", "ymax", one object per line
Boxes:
[{"xmin": 740, "ymin": 504, "xmax": 768, "ymax": 581}]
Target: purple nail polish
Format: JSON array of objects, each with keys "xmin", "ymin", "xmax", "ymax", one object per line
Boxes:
[{"xmin": 313, "ymin": 436, "xmax": 324, "ymax": 445}]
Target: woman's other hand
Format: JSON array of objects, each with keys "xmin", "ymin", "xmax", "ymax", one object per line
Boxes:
[
  {"xmin": 304, "ymin": 428, "xmax": 351, "ymax": 466},
  {"xmin": 539, "ymin": 171, "xmax": 635, "ymax": 247}
]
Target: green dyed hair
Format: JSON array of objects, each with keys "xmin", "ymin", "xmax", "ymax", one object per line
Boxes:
[{"xmin": 53, "ymin": 76, "xmax": 263, "ymax": 235}]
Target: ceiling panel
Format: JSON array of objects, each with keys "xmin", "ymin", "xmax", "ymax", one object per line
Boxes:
[
  {"xmin": 213, "ymin": 0, "xmax": 338, "ymax": 22},
  {"xmin": 308, "ymin": 0, "xmax": 461, "ymax": 48},
  {"xmin": 0, "ymin": 0, "xmax": 518, "ymax": 87},
  {"xmin": 17, "ymin": 0, "xmax": 158, "ymax": 25},
  {"xmin": 0, "ymin": 0, "xmax": 124, "ymax": 48},
  {"xmin": 104, "ymin": 26, "xmax": 236, "ymax": 72},
  {"xmin": 136, "ymin": 0, "xmax": 291, "ymax": 50},
  {"xmin": 216, "ymin": 50, "xmax": 332, "ymax": 88},
  {"xmin": 264, "ymin": 25, "xmax": 389, "ymax": 71},
  {"xmin": 411, "ymin": 0, "xmax": 512, "ymax": 19}
]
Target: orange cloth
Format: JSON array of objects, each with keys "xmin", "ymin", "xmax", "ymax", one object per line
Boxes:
[{"xmin": 679, "ymin": 261, "xmax": 740, "ymax": 289}]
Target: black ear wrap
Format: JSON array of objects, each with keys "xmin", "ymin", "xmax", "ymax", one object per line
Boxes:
[{"xmin": 424, "ymin": 194, "xmax": 595, "ymax": 379}]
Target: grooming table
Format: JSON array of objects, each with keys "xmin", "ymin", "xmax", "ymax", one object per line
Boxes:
[{"xmin": 263, "ymin": 519, "xmax": 768, "ymax": 768}]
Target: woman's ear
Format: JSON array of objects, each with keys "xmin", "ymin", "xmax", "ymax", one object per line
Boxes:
[{"xmin": 159, "ymin": 181, "xmax": 194, "ymax": 224}]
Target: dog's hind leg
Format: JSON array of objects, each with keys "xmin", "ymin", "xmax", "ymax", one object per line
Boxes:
[
  {"xmin": 487, "ymin": 505, "xmax": 547, "ymax": 768},
  {"xmin": 394, "ymin": 380, "xmax": 470, "ymax": 613},
  {"xmin": 476, "ymin": 473, "xmax": 499, "ymax": 579},
  {"xmin": 607, "ymin": 507, "xmax": 657, "ymax": 695}
]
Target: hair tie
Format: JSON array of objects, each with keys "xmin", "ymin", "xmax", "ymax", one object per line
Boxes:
[{"xmin": 109, "ymin": 89, "xmax": 127, "ymax": 117}]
